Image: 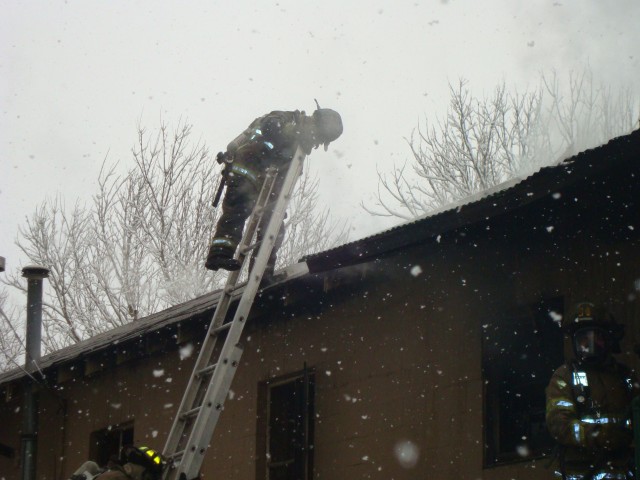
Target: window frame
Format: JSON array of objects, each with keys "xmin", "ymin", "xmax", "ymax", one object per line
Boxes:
[
  {"xmin": 256, "ymin": 366, "xmax": 315, "ymax": 480},
  {"xmin": 89, "ymin": 421, "xmax": 134, "ymax": 467},
  {"xmin": 482, "ymin": 298, "xmax": 564, "ymax": 467}
]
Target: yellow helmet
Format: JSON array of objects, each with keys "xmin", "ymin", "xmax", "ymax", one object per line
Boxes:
[{"xmin": 122, "ymin": 445, "xmax": 165, "ymax": 474}]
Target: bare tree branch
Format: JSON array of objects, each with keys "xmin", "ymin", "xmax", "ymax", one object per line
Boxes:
[{"xmin": 369, "ymin": 70, "xmax": 638, "ymax": 219}]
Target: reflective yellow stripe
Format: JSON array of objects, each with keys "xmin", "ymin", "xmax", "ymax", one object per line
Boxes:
[
  {"xmin": 581, "ymin": 415, "xmax": 631, "ymax": 427},
  {"xmin": 230, "ymin": 164, "xmax": 260, "ymax": 187},
  {"xmin": 210, "ymin": 238, "xmax": 237, "ymax": 249},
  {"xmin": 571, "ymin": 420, "xmax": 583, "ymax": 443},
  {"xmin": 547, "ymin": 396, "xmax": 575, "ymax": 411},
  {"xmin": 140, "ymin": 446, "xmax": 162, "ymax": 465}
]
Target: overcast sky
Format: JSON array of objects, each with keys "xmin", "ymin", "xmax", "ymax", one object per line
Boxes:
[{"xmin": 2, "ymin": 0, "xmax": 639, "ymax": 277}]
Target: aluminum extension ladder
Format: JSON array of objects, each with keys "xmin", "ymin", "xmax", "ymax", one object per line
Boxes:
[{"xmin": 162, "ymin": 146, "xmax": 307, "ymax": 480}]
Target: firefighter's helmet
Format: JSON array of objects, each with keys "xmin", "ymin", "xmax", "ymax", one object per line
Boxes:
[
  {"xmin": 563, "ymin": 302, "xmax": 624, "ymax": 362},
  {"xmin": 312, "ymin": 101, "xmax": 343, "ymax": 151},
  {"xmin": 121, "ymin": 445, "xmax": 165, "ymax": 475}
]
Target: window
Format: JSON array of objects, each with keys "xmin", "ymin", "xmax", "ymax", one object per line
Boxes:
[
  {"xmin": 257, "ymin": 368, "xmax": 315, "ymax": 480},
  {"xmin": 482, "ymin": 298, "xmax": 564, "ymax": 465},
  {"xmin": 89, "ymin": 422, "xmax": 134, "ymax": 467},
  {"xmin": 0, "ymin": 442, "xmax": 14, "ymax": 459}
]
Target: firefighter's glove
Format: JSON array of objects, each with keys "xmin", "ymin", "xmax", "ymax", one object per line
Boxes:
[
  {"xmin": 216, "ymin": 151, "xmax": 233, "ymax": 165},
  {"xmin": 593, "ymin": 424, "xmax": 633, "ymax": 451}
]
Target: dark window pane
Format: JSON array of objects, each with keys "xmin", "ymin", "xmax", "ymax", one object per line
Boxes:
[
  {"xmin": 264, "ymin": 371, "xmax": 315, "ymax": 480},
  {"xmin": 483, "ymin": 299, "xmax": 564, "ymax": 465},
  {"xmin": 89, "ymin": 423, "xmax": 134, "ymax": 467}
]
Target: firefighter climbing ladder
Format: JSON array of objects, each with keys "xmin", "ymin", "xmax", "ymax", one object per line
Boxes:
[{"xmin": 162, "ymin": 147, "xmax": 307, "ymax": 480}]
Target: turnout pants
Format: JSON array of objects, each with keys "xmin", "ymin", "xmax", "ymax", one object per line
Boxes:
[{"xmin": 212, "ymin": 171, "xmax": 286, "ymax": 272}]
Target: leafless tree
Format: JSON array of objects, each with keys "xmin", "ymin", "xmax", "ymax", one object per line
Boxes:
[
  {"xmin": 367, "ymin": 71, "xmax": 639, "ymax": 220},
  {"xmin": 541, "ymin": 69, "xmax": 639, "ymax": 158},
  {"xmin": 277, "ymin": 171, "xmax": 350, "ymax": 269},
  {"xmin": 0, "ymin": 289, "xmax": 24, "ymax": 371},
  {"xmin": 1, "ymin": 120, "xmax": 349, "ymax": 363}
]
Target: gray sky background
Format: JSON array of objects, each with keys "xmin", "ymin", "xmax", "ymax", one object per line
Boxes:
[{"xmin": 2, "ymin": 0, "xmax": 639, "ymax": 278}]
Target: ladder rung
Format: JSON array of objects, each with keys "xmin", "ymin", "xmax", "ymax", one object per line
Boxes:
[
  {"xmin": 196, "ymin": 362, "xmax": 218, "ymax": 378},
  {"xmin": 240, "ymin": 241, "xmax": 261, "ymax": 254},
  {"xmin": 180, "ymin": 405, "xmax": 201, "ymax": 421},
  {"xmin": 210, "ymin": 322, "xmax": 231, "ymax": 336},
  {"xmin": 168, "ymin": 449, "xmax": 185, "ymax": 461}
]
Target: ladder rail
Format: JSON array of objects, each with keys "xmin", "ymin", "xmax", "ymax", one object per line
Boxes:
[
  {"xmin": 163, "ymin": 147, "xmax": 307, "ymax": 480},
  {"xmin": 161, "ymin": 167, "xmax": 279, "ymax": 460}
]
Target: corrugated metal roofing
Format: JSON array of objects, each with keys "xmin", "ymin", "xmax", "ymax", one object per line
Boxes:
[{"xmin": 304, "ymin": 129, "xmax": 640, "ymax": 272}]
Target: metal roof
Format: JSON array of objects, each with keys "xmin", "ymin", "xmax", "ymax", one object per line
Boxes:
[{"xmin": 304, "ymin": 129, "xmax": 640, "ymax": 273}]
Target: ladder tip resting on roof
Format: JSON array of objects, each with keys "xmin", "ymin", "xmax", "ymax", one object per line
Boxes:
[{"xmin": 162, "ymin": 147, "xmax": 307, "ymax": 480}]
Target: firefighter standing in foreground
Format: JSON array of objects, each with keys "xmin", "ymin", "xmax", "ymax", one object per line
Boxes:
[
  {"xmin": 546, "ymin": 302, "xmax": 639, "ymax": 479},
  {"xmin": 205, "ymin": 104, "xmax": 343, "ymax": 274}
]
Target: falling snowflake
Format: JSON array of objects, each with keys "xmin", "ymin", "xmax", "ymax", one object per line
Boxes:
[
  {"xmin": 153, "ymin": 369, "xmax": 165, "ymax": 378},
  {"xmin": 110, "ymin": 403, "xmax": 122, "ymax": 410},
  {"xmin": 151, "ymin": 430, "xmax": 158, "ymax": 438},
  {"xmin": 548, "ymin": 310, "xmax": 563, "ymax": 325},
  {"xmin": 410, "ymin": 265, "xmax": 423, "ymax": 277},
  {"xmin": 394, "ymin": 440, "xmax": 419, "ymax": 468},
  {"xmin": 179, "ymin": 343, "xmax": 194, "ymax": 360},
  {"xmin": 516, "ymin": 444, "xmax": 531, "ymax": 457}
]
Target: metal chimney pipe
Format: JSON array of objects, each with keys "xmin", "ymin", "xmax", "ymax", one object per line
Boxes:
[
  {"xmin": 21, "ymin": 265, "xmax": 49, "ymax": 480},
  {"xmin": 22, "ymin": 265, "xmax": 48, "ymax": 367}
]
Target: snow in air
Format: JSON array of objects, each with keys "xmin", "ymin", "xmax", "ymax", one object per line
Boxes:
[
  {"xmin": 180, "ymin": 343, "xmax": 194, "ymax": 360},
  {"xmin": 548, "ymin": 310, "xmax": 563, "ymax": 325},
  {"xmin": 394, "ymin": 439, "xmax": 419, "ymax": 468},
  {"xmin": 153, "ymin": 369, "xmax": 165, "ymax": 378},
  {"xmin": 410, "ymin": 265, "xmax": 423, "ymax": 277},
  {"xmin": 516, "ymin": 443, "xmax": 531, "ymax": 457}
]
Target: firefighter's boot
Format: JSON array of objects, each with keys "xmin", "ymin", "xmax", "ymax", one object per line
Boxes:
[{"xmin": 205, "ymin": 245, "xmax": 241, "ymax": 272}]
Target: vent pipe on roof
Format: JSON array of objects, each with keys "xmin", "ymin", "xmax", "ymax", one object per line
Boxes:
[{"xmin": 21, "ymin": 265, "xmax": 49, "ymax": 480}]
